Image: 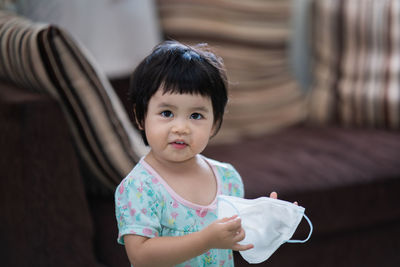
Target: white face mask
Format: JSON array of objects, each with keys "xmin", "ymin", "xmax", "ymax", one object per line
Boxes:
[{"xmin": 217, "ymin": 195, "xmax": 313, "ymax": 264}]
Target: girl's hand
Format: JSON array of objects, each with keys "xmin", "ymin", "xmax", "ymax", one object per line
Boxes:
[
  {"xmin": 269, "ymin": 191, "xmax": 298, "ymax": 205},
  {"xmin": 201, "ymin": 215, "xmax": 254, "ymax": 251}
]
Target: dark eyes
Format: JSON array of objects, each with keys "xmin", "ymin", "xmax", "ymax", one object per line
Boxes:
[
  {"xmin": 190, "ymin": 113, "xmax": 203, "ymax": 120},
  {"xmin": 160, "ymin": 110, "xmax": 173, "ymax": 118},
  {"xmin": 160, "ymin": 111, "xmax": 204, "ymax": 120}
]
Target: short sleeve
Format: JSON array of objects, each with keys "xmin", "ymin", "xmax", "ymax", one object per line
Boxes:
[
  {"xmin": 226, "ymin": 163, "xmax": 245, "ymax": 198},
  {"xmin": 207, "ymin": 156, "xmax": 245, "ymax": 198},
  {"xmin": 115, "ymin": 174, "xmax": 162, "ymax": 244}
]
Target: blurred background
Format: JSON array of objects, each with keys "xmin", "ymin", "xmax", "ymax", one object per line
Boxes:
[
  {"xmin": 9, "ymin": 0, "xmax": 312, "ymax": 143},
  {"xmin": 1, "ymin": 0, "xmax": 400, "ymax": 267}
]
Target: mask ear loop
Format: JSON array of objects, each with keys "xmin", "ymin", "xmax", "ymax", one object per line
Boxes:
[{"xmin": 286, "ymin": 214, "xmax": 313, "ymax": 244}]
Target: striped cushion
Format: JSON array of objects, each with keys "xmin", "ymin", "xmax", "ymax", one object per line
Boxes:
[
  {"xmin": 309, "ymin": 0, "xmax": 400, "ymax": 128},
  {"xmin": 157, "ymin": 0, "xmax": 308, "ymax": 143},
  {"xmin": 0, "ymin": 11, "xmax": 148, "ymax": 192}
]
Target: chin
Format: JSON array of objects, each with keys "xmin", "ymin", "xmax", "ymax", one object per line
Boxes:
[{"xmin": 167, "ymin": 154, "xmax": 197, "ymax": 163}]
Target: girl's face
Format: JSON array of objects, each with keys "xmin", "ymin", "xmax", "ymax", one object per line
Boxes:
[{"xmin": 142, "ymin": 89, "xmax": 216, "ymax": 164}]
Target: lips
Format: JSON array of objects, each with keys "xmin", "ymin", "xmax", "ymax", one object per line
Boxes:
[{"xmin": 170, "ymin": 140, "xmax": 188, "ymax": 149}]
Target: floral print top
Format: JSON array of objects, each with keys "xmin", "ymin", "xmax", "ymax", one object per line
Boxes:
[{"xmin": 115, "ymin": 155, "xmax": 244, "ymax": 267}]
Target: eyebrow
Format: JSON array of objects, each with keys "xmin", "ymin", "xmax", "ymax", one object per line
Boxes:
[
  {"xmin": 157, "ymin": 102, "xmax": 176, "ymax": 109},
  {"xmin": 192, "ymin": 106, "xmax": 210, "ymax": 113},
  {"xmin": 157, "ymin": 102, "xmax": 210, "ymax": 113}
]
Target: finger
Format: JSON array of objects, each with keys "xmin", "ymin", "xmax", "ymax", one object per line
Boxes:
[
  {"xmin": 226, "ymin": 217, "xmax": 242, "ymax": 231},
  {"xmin": 270, "ymin": 191, "xmax": 278, "ymax": 199},
  {"xmin": 233, "ymin": 227, "xmax": 246, "ymax": 243},
  {"xmin": 233, "ymin": 243, "xmax": 254, "ymax": 251},
  {"xmin": 229, "ymin": 215, "xmax": 239, "ymax": 220},
  {"xmin": 218, "ymin": 215, "xmax": 238, "ymax": 224},
  {"xmin": 217, "ymin": 217, "xmax": 231, "ymax": 224},
  {"xmin": 294, "ymin": 201, "xmax": 298, "ymax": 206}
]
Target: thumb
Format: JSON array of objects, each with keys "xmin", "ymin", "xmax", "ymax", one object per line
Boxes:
[{"xmin": 233, "ymin": 243, "xmax": 254, "ymax": 251}]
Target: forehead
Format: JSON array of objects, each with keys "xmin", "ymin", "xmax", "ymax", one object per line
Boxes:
[{"xmin": 149, "ymin": 89, "xmax": 212, "ymax": 110}]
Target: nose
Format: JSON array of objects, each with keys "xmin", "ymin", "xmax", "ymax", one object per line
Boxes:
[{"xmin": 171, "ymin": 118, "xmax": 190, "ymax": 135}]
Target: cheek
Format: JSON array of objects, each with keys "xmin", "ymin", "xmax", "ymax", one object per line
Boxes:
[
  {"xmin": 143, "ymin": 118, "xmax": 164, "ymax": 143},
  {"xmin": 194, "ymin": 126, "xmax": 214, "ymax": 148},
  {"xmin": 145, "ymin": 122, "xmax": 162, "ymax": 136},
  {"xmin": 145, "ymin": 129, "xmax": 164, "ymax": 150}
]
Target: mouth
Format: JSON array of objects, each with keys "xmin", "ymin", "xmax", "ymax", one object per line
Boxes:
[{"xmin": 170, "ymin": 140, "xmax": 188, "ymax": 149}]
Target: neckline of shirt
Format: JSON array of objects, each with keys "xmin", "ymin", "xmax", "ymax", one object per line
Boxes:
[{"xmin": 139, "ymin": 155, "xmax": 221, "ymax": 211}]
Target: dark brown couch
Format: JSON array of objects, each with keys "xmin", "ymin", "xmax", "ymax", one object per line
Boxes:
[
  {"xmin": 0, "ymin": 81, "xmax": 101, "ymax": 266},
  {"xmin": 2, "ymin": 76, "xmax": 400, "ymax": 267}
]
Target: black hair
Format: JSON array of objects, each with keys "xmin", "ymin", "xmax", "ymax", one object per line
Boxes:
[{"xmin": 129, "ymin": 40, "xmax": 228, "ymax": 146}]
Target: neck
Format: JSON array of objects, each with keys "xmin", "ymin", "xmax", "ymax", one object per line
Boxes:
[{"xmin": 144, "ymin": 151, "xmax": 203, "ymax": 175}]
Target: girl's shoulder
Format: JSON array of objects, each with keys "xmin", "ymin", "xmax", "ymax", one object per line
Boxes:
[
  {"xmin": 201, "ymin": 155, "xmax": 231, "ymax": 169},
  {"xmin": 201, "ymin": 155, "xmax": 244, "ymax": 198},
  {"xmin": 201, "ymin": 155, "xmax": 239, "ymax": 176},
  {"xmin": 116, "ymin": 161, "xmax": 158, "ymax": 193}
]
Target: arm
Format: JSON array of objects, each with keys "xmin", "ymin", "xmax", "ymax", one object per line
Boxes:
[{"xmin": 124, "ymin": 215, "xmax": 253, "ymax": 267}]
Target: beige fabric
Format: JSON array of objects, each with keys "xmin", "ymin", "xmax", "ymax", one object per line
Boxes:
[
  {"xmin": 309, "ymin": 0, "xmax": 400, "ymax": 129},
  {"xmin": 157, "ymin": 0, "xmax": 307, "ymax": 144}
]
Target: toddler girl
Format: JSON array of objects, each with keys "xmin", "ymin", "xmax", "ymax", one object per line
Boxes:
[{"xmin": 115, "ymin": 40, "xmax": 253, "ymax": 267}]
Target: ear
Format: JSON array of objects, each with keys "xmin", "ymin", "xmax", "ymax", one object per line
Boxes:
[
  {"xmin": 209, "ymin": 120, "xmax": 220, "ymax": 138},
  {"xmin": 133, "ymin": 106, "xmax": 144, "ymax": 130}
]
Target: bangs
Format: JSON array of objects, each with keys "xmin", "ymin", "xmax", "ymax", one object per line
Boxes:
[
  {"xmin": 160, "ymin": 65, "xmax": 213, "ymax": 97},
  {"xmin": 154, "ymin": 47, "xmax": 219, "ymax": 98}
]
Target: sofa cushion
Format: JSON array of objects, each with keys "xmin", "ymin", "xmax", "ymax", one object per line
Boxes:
[
  {"xmin": 157, "ymin": 0, "xmax": 307, "ymax": 144},
  {"xmin": 204, "ymin": 126, "xmax": 400, "ymax": 236},
  {"xmin": 0, "ymin": 11, "xmax": 148, "ymax": 193},
  {"xmin": 0, "ymin": 81, "xmax": 99, "ymax": 266},
  {"xmin": 309, "ymin": 0, "xmax": 400, "ymax": 129}
]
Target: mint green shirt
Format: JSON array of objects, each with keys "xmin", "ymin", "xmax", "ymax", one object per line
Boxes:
[{"xmin": 115, "ymin": 155, "xmax": 244, "ymax": 266}]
